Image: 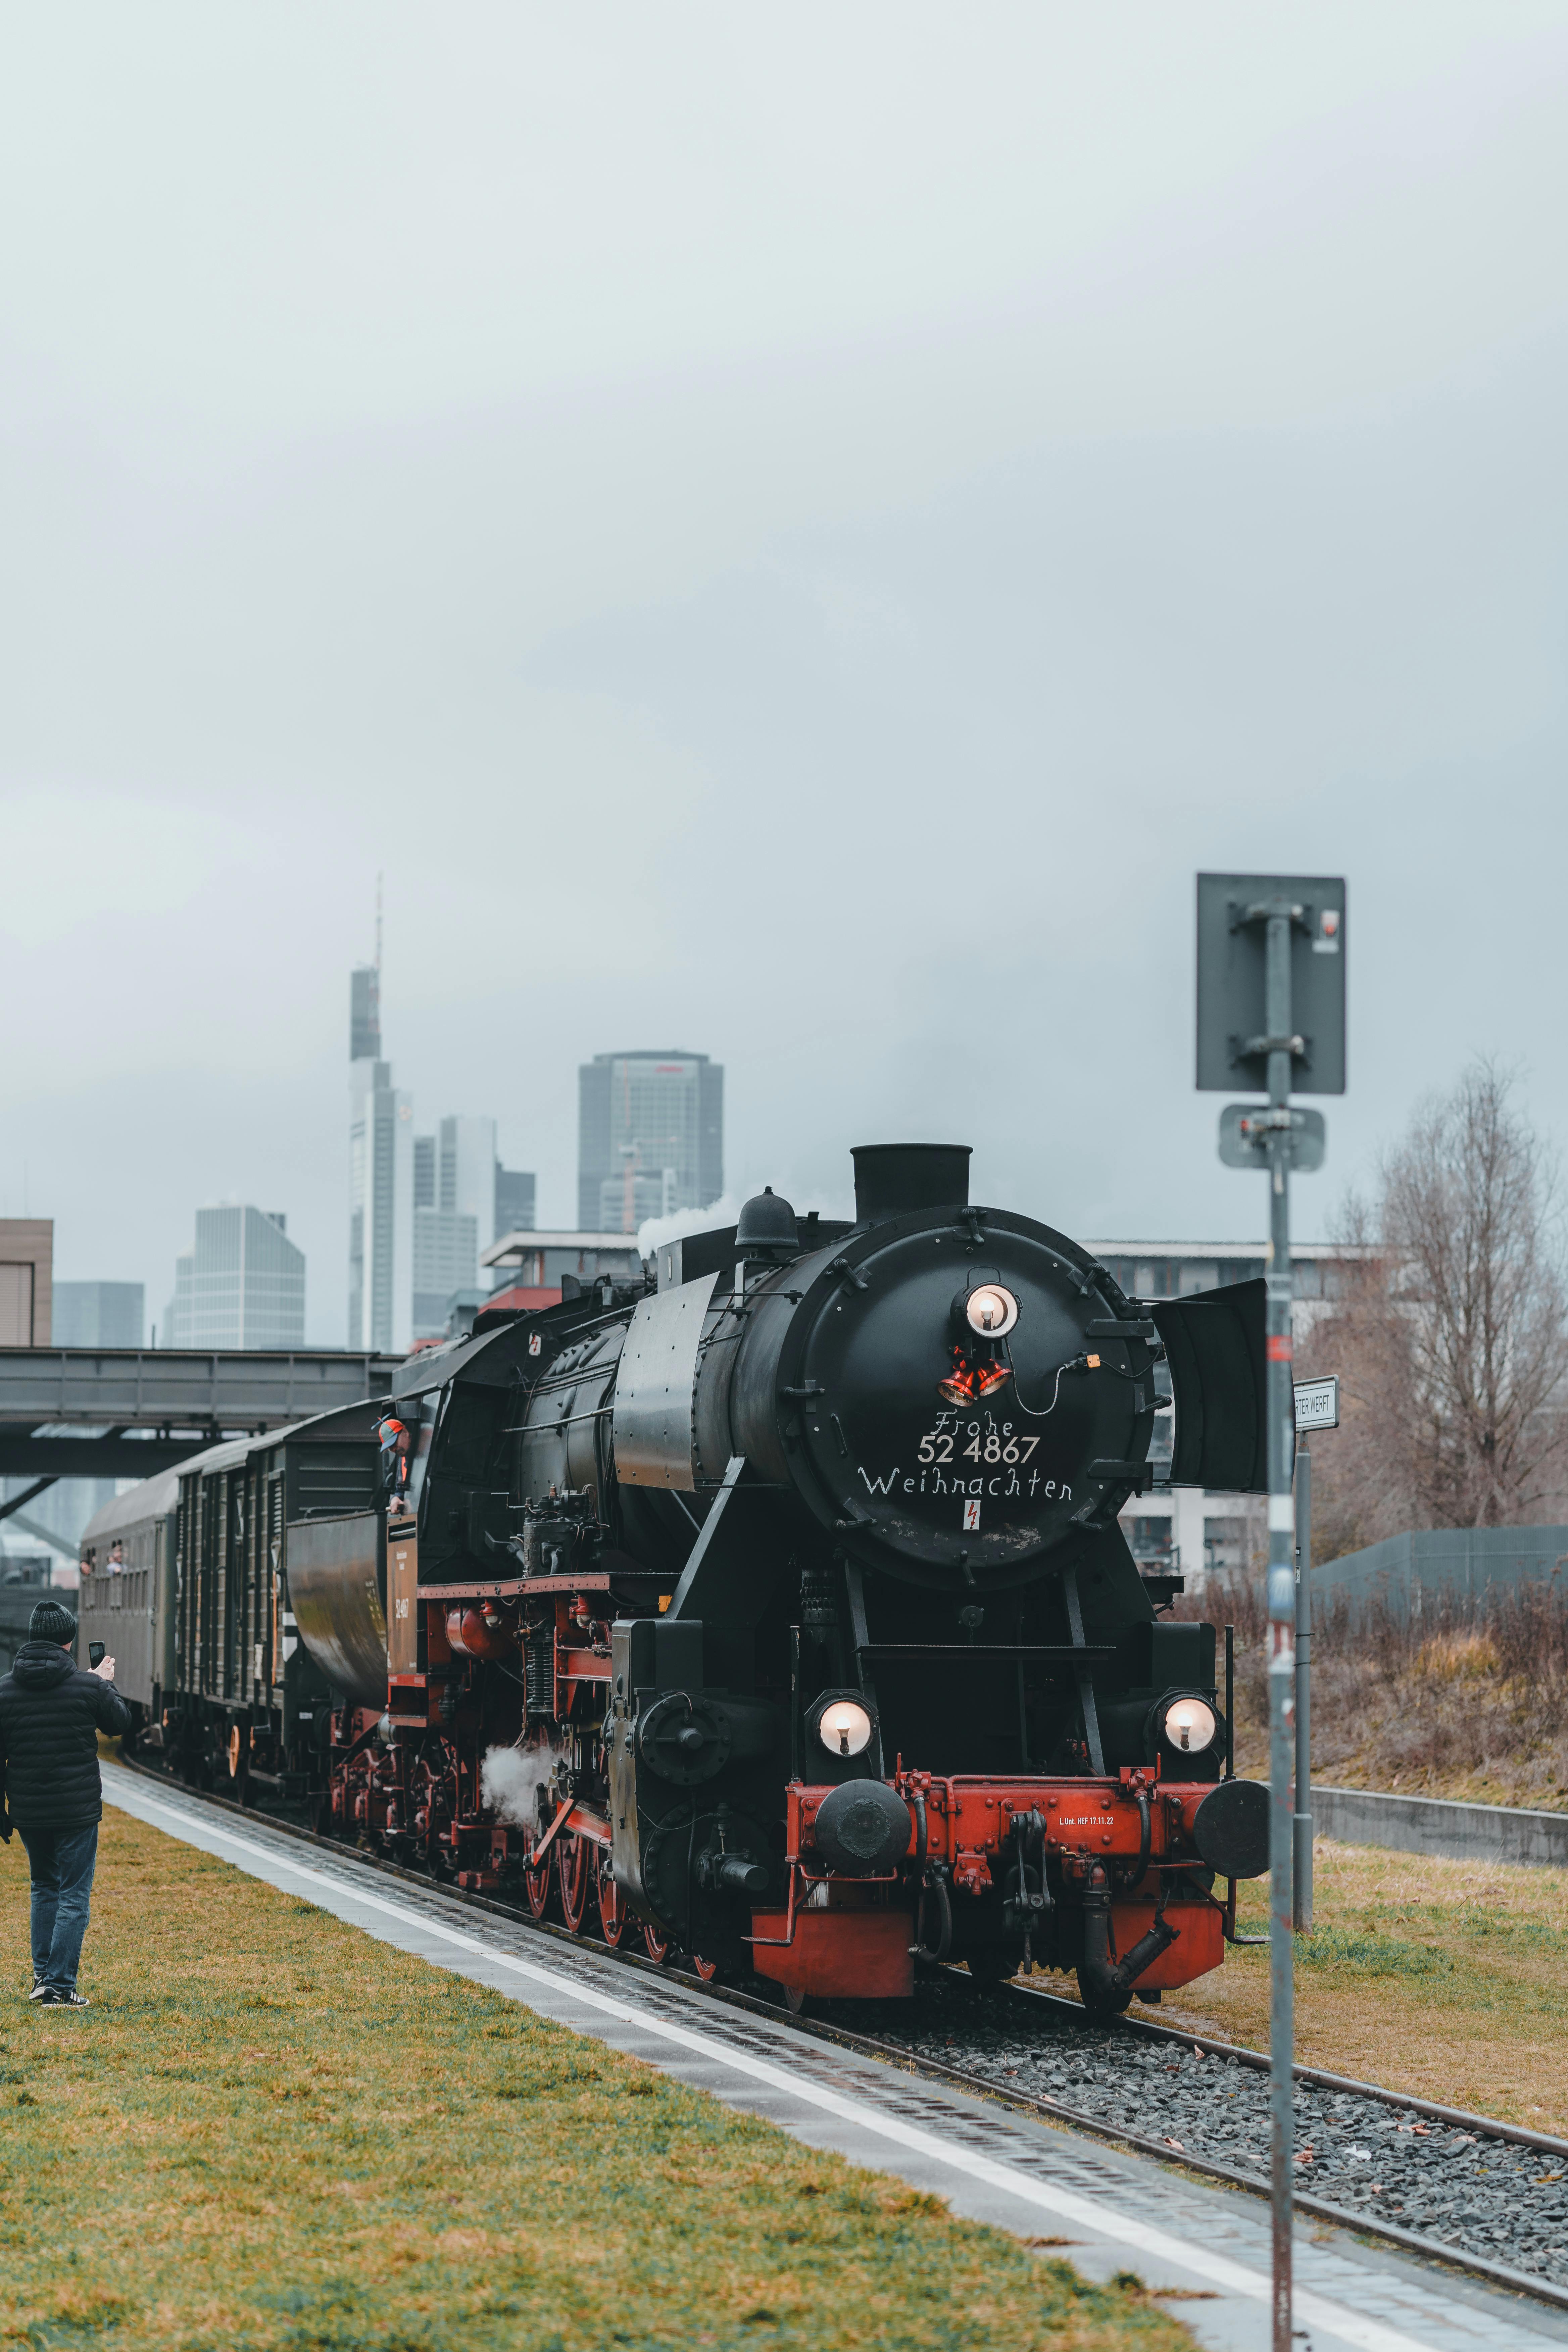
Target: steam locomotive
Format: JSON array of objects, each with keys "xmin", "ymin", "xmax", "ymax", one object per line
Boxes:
[{"xmin": 82, "ymin": 1142, "xmax": 1271, "ymax": 2013}]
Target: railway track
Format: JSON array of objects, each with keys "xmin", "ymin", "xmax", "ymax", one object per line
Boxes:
[{"xmin": 116, "ymin": 1757, "xmax": 1568, "ymax": 2313}]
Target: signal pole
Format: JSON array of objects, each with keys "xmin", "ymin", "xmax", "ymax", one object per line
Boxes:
[
  {"xmin": 1197, "ymin": 870, "xmax": 1344, "ymax": 2352},
  {"xmin": 1259, "ymin": 896, "xmax": 1299, "ymax": 2352}
]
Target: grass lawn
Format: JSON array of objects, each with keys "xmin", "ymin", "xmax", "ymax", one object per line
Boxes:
[
  {"xmin": 1027, "ymin": 1839, "xmax": 1568, "ymax": 2136},
  {"xmin": 0, "ymin": 1809, "xmax": 1194, "ymax": 2352}
]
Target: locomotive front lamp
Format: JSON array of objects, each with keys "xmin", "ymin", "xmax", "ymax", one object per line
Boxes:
[
  {"xmin": 964, "ymin": 1284, "xmax": 1019, "ymax": 1338},
  {"xmin": 817, "ymin": 1698, "xmax": 874, "ymax": 1758},
  {"xmin": 1161, "ymin": 1696, "xmax": 1218, "ymax": 1754},
  {"xmin": 938, "ymin": 1283, "xmax": 1021, "ymax": 1401}
]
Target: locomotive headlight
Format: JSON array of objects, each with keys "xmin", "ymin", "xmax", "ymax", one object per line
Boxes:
[
  {"xmin": 817, "ymin": 1698, "xmax": 874, "ymax": 1758},
  {"xmin": 964, "ymin": 1284, "xmax": 1019, "ymax": 1339},
  {"xmin": 1162, "ymin": 1696, "xmax": 1218, "ymax": 1754}
]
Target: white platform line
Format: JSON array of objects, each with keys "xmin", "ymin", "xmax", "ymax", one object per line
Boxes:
[{"xmin": 110, "ymin": 1781, "xmax": 1443, "ymax": 2352}]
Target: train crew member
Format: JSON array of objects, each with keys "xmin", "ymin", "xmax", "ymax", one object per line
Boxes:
[
  {"xmin": 378, "ymin": 1415, "xmax": 411, "ymax": 1507},
  {"xmin": 106, "ymin": 1542, "xmax": 125, "ymax": 1575},
  {"xmin": 0, "ymin": 1599, "xmax": 130, "ymax": 2008}
]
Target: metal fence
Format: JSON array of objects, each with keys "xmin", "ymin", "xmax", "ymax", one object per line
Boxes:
[{"xmin": 1314, "ymin": 1524, "xmax": 1568, "ymax": 1617}]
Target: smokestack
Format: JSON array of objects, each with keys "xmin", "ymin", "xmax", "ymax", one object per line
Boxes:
[{"xmin": 851, "ymin": 1144, "xmax": 971, "ymax": 1225}]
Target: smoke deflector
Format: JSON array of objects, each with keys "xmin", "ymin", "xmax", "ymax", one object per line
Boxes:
[{"xmin": 1150, "ymin": 1277, "xmax": 1269, "ymax": 1494}]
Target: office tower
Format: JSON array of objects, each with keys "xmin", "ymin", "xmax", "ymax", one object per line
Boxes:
[
  {"xmin": 494, "ymin": 1165, "xmax": 536, "ymax": 1240},
  {"xmin": 350, "ymin": 962, "xmax": 381, "ymax": 1062},
  {"xmin": 438, "ymin": 1116, "xmax": 498, "ymax": 1257},
  {"xmin": 166, "ymin": 1207, "xmax": 305, "ymax": 1349},
  {"xmin": 52, "ymin": 1282, "xmax": 145, "ymax": 1348},
  {"xmin": 347, "ymin": 931, "xmax": 414, "ymax": 1353},
  {"xmin": 412, "ymin": 1206, "xmax": 477, "ymax": 1338},
  {"xmin": 410, "ymin": 1119, "xmax": 521, "ymax": 1339},
  {"xmin": 413, "ymin": 1134, "xmax": 437, "ymax": 1211},
  {"xmin": 577, "ymin": 1052, "xmax": 724, "ymax": 1233},
  {"xmin": 350, "ymin": 1062, "xmax": 413, "ymax": 1354}
]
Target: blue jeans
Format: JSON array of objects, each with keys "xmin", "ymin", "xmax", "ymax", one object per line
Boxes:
[{"xmin": 17, "ymin": 1821, "xmax": 98, "ymax": 1994}]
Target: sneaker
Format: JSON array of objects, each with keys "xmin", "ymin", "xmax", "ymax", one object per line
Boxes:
[
  {"xmin": 39, "ymin": 1989, "xmax": 90, "ymax": 2008},
  {"xmin": 29, "ymin": 1981, "xmax": 49, "ymax": 2002}
]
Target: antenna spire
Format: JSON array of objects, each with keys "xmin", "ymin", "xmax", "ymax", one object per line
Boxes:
[{"xmin": 375, "ymin": 872, "xmax": 383, "ymax": 976}]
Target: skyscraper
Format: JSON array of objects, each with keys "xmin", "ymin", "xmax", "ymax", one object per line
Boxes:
[
  {"xmin": 350, "ymin": 1060, "xmax": 413, "ymax": 1353},
  {"xmin": 348, "ymin": 951, "xmax": 413, "ymax": 1355},
  {"xmin": 348, "ymin": 918, "xmax": 536, "ymax": 1346},
  {"xmin": 493, "ymin": 1164, "xmax": 536, "ymax": 1240},
  {"xmin": 577, "ymin": 1051, "xmax": 724, "ymax": 1233},
  {"xmin": 53, "ymin": 1282, "xmax": 144, "ymax": 1348},
  {"xmin": 166, "ymin": 1207, "xmax": 305, "ymax": 1348},
  {"xmin": 408, "ymin": 1117, "xmax": 492, "ymax": 1339}
]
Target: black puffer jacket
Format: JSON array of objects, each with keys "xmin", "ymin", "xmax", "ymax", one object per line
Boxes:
[{"xmin": 0, "ymin": 1642, "xmax": 132, "ymax": 1833}]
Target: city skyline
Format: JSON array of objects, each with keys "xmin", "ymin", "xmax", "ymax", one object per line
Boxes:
[{"xmin": 348, "ymin": 960, "xmax": 538, "ymax": 1352}]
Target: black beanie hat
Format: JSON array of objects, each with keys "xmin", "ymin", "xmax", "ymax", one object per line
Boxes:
[{"xmin": 29, "ymin": 1599, "xmax": 78, "ymax": 1648}]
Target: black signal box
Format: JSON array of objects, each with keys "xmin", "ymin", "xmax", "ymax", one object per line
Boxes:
[{"xmin": 1195, "ymin": 873, "xmax": 1347, "ymax": 1096}]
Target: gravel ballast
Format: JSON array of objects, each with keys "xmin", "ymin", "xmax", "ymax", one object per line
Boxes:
[{"xmin": 836, "ymin": 1976, "xmax": 1568, "ymax": 2290}]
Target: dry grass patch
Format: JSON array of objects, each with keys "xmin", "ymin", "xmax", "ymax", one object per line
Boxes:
[
  {"xmin": 0, "ymin": 1809, "xmax": 1194, "ymax": 2352},
  {"xmin": 1185, "ymin": 1570, "xmax": 1568, "ymax": 1812}
]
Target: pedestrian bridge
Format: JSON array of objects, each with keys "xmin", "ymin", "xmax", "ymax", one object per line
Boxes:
[{"xmin": 0, "ymin": 1346, "xmax": 400, "ymax": 1479}]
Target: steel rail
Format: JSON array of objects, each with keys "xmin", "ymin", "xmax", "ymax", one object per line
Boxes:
[{"xmin": 112, "ymin": 1756, "xmax": 1568, "ymax": 2315}]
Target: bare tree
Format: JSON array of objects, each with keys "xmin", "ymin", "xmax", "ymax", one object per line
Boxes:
[{"xmin": 1302, "ymin": 1060, "xmax": 1568, "ymax": 1550}]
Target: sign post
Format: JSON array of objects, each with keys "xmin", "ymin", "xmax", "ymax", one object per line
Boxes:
[
  {"xmin": 1291, "ymin": 1376, "xmax": 1338, "ymax": 1932},
  {"xmin": 1197, "ymin": 874, "xmax": 1346, "ymax": 2352}
]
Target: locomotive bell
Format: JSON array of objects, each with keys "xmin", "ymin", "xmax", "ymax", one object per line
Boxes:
[{"xmin": 735, "ymin": 1185, "xmax": 798, "ymax": 1262}]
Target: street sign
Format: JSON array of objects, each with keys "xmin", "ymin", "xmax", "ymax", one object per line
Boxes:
[
  {"xmin": 1293, "ymin": 1375, "xmax": 1339, "ymax": 1431},
  {"xmin": 1218, "ymin": 1104, "xmax": 1326, "ymax": 1173},
  {"xmin": 1196, "ymin": 873, "xmax": 1347, "ymax": 1095}
]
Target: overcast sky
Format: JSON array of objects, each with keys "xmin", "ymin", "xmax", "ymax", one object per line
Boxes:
[{"xmin": 3, "ymin": 7, "xmax": 1566, "ymax": 1342}]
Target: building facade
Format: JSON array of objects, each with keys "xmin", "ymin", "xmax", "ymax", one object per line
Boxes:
[
  {"xmin": 577, "ymin": 1051, "xmax": 724, "ymax": 1233},
  {"xmin": 53, "ymin": 1281, "xmax": 144, "ymax": 1349},
  {"xmin": 481, "ymin": 1229, "xmax": 644, "ymax": 1314},
  {"xmin": 0, "ymin": 1220, "xmax": 52, "ymax": 1346},
  {"xmin": 166, "ymin": 1206, "xmax": 305, "ymax": 1350}
]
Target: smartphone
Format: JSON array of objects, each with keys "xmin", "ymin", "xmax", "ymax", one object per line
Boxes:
[{"xmin": 88, "ymin": 1642, "xmax": 105, "ymax": 1669}]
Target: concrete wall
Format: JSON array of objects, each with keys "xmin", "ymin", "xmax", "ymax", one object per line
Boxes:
[{"xmin": 1313, "ymin": 1783, "xmax": 1568, "ymax": 1868}]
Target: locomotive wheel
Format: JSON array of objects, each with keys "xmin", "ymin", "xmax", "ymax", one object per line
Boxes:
[
  {"xmin": 558, "ymin": 1835, "xmax": 592, "ymax": 1933},
  {"xmin": 642, "ymin": 1924, "xmax": 671, "ymax": 1964},
  {"xmin": 595, "ymin": 1860, "xmax": 631, "ymax": 1948},
  {"xmin": 523, "ymin": 1853, "xmax": 554, "ymax": 1920}
]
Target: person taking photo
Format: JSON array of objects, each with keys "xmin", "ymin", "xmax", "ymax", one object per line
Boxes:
[{"xmin": 0, "ymin": 1598, "xmax": 131, "ymax": 2007}]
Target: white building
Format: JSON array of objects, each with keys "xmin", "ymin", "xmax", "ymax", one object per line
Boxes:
[
  {"xmin": 166, "ymin": 1206, "xmax": 305, "ymax": 1350},
  {"xmin": 1082, "ymin": 1239, "xmax": 1356, "ymax": 1581}
]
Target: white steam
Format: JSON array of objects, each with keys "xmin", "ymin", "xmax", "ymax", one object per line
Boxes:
[
  {"xmin": 482, "ymin": 1743, "xmax": 562, "ymax": 1831},
  {"xmin": 636, "ymin": 1196, "xmax": 740, "ymax": 1258}
]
